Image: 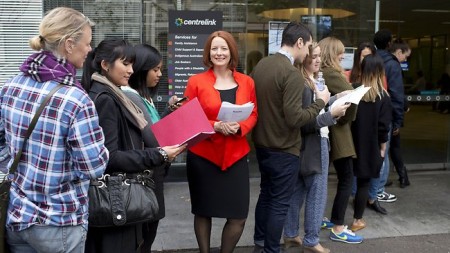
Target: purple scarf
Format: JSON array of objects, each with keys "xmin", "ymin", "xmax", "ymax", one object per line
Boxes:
[{"xmin": 19, "ymin": 51, "xmax": 80, "ymax": 87}]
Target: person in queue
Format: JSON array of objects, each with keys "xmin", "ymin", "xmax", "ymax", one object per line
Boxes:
[
  {"xmin": 388, "ymin": 39, "xmax": 411, "ymax": 188},
  {"xmin": 318, "ymin": 36, "xmax": 361, "ymax": 244},
  {"xmin": 371, "ymin": 29, "xmax": 402, "ymax": 204},
  {"xmin": 282, "ymin": 42, "xmax": 349, "ymax": 253},
  {"xmin": 82, "ymin": 38, "xmax": 185, "ymax": 253},
  {"xmin": 1, "ymin": 7, "xmax": 109, "ymax": 252},
  {"xmin": 346, "ymin": 41, "xmax": 389, "ymax": 215},
  {"xmin": 123, "ymin": 43, "xmax": 184, "ymax": 252},
  {"xmin": 251, "ymin": 22, "xmax": 330, "ymax": 253},
  {"xmin": 350, "ymin": 54, "xmax": 392, "ymax": 233}
]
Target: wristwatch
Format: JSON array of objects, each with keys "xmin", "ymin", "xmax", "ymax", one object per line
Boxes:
[{"xmin": 158, "ymin": 147, "xmax": 169, "ymax": 163}]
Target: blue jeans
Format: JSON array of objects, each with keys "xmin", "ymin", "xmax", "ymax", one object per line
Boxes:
[
  {"xmin": 254, "ymin": 147, "xmax": 300, "ymax": 253},
  {"xmin": 369, "ymin": 128, "xmax": 391, "ymax": 201},
  {"xmin": 284, "ymin": 138, "xmax": 329, "ymax": 247},
  {"xmin": 7, "ymin": 225, "xmax": 87, "ymax": 253}
]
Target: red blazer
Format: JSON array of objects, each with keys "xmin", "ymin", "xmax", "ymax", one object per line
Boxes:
[{"xmin": 184, "ymin": 68, "xmax": 258, "ymax": 170}]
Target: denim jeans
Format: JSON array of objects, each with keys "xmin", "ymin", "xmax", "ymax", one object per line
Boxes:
[
  {"xmin": 283, "ymin": 138, "xmax": 329, "ymax": 247},
  {"xmin": 7, "ymin": 225, "xmax": 87, "ymax": 253},
  {"xmin": 369, "ymin": 127, "xmax": 392, "ymax": 201},
  {"xmin": 254, "ymin": 147, "xmax": 299, "ymax": 253}
]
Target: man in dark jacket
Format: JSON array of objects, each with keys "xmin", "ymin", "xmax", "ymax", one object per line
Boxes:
[{"xmin": 369, "ymin": 29, "xmax": 403, "ymax": 206}]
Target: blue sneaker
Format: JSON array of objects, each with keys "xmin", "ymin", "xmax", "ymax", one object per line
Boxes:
[
  {"xmin": 330, "ymin": 226, "xmax": 363, "ymax": 244},
  {"xmin": 321, "ymin": 217, "xmax": 334, "ymax": 230}
]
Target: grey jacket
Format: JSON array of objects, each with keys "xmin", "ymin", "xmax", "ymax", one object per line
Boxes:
[{"xmin": 299, "ymin": 84, "xmax": 336, "ymax": 176}]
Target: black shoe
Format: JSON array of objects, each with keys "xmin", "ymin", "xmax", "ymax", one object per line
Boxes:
[
  {"xmin": 399, "ymin": 177, "xmax": 410, "ymax": 188},
  {"xmin": 399, "ymin": 167, "xmax": 411, "ymax": 188},
  {"xmin": 385, "ymin": 180, "xmax": 393, "ymax": 187},
  {"xmin": 367, "ymin": 200, "xmax": 388, "ymax": 215}
]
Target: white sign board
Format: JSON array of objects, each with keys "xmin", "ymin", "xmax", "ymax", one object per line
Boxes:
[
  {"xmin": 341, "ymin": 47, "xmax": 356, "ymax": 70},
  {"xmin": 268, "ymin": 21, "xmax": 289, "ymax": 55}
]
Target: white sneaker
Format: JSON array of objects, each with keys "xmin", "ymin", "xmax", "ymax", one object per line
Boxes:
[{"xmin": 377, "ymin": 191, "xmax": 397, "ymax": 202}]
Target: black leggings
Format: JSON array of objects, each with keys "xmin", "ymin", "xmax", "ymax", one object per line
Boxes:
[
  {"xmin": 353, "ymin": 178, "xmax": 370, "ymax": 219},
  {"xmin": 330, "ymin": 157, "xmax": 354, "ymax": 225},
  {"xmin": 390, "ymin": 132, "xmax": 406, "ymax": 178}
]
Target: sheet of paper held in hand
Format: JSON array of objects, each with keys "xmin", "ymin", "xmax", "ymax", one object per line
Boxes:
[
  {"xmin": 331, "ymin": 86, "xmax": 371, "ymax": 110},
  {"xmin": 217, "ymin": 102, "xmax": 254, "ymax": 122}
]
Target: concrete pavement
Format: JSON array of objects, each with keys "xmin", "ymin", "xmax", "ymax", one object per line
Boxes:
[{"xmin": 152, "ymin": 169, "xmax": 450, "ymax": 252}]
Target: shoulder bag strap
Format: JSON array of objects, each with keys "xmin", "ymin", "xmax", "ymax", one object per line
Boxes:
[{"xmin": 8, "ymin": 84, "xmax": 64, "ymax": 175}]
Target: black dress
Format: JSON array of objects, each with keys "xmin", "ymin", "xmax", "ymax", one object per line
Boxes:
[{"xmin": 186, "ymin": 86, "xmax": 250, "ymax": 219}]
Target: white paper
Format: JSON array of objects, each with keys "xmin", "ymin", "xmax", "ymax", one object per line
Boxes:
[
  {"xmin": 331, "ymin": 86, "xmax": 371, "ymax": 110},
  {"xmin": 217, "ymin": 102, "xmax": 254, "ymax": 122}
]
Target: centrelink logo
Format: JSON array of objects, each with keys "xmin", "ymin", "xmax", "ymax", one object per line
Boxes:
[{"xmin": 174, "ymin": 17, "xmax": 217, "ymax": 27}]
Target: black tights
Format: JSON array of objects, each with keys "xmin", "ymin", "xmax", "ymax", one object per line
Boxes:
[
  {"xmin": 194, "ymin": 215, "xmax": 246, "ymax": 253},
  {"xmin": 354, "ymin": 177, "xmax": 370, "ymax": 219}
]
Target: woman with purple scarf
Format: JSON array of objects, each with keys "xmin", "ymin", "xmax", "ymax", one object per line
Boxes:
[{"xmin": 0, "ymin": 7, "xmax": 108, "ymax": 253}]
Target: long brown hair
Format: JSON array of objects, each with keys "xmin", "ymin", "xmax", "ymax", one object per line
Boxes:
[
  {"xmin": 360, "ymin": 54, "xmax": 388, "ymax": 102},
  {"xmin": 349, "ymin": 41, "xmax": 376, "ymax": 83}
]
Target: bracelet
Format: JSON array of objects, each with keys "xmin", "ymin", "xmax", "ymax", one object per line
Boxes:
[{"xmin": 158, "ymin": 147, "xmax": 169, "ymax": 163}]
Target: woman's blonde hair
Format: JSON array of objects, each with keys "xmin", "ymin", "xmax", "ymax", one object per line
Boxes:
[
  {"xmin": 297, "ymin": 42, "xmax": 320, "ymax": 90},
  {"xmin": 29, "ymin": 7, "xmax": 94, "ymax": 53},
  {"xmin": 318, "ymin": 37, "xmax": 345, "ymax": 73}
]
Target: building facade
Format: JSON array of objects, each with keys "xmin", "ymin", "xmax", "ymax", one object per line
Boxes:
[{"xmin": 1, "ymin": 0, "xmax": 449, "ymax": 168}]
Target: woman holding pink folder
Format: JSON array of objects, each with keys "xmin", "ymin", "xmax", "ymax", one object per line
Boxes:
[
  {"xmin": 123, "ymin": 43, "xmax": 186, "ymax": 252},
  {"xmin": 184, "ymin": 30, "xmax": 258, "ymax": 253}
]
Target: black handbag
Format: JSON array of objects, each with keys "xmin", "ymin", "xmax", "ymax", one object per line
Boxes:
[
  {"xmin": 88, "ymin": 91, "xmax": 159, "ymax": 227},
  {"xmin": 0, "ymin": 84, "xmax": 63, "ymax": 253},
  {"xmin": 88, "ymin": 170, "xmax": 159, "ymax": 227}
]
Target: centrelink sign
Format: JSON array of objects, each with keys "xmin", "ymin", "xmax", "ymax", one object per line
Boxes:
[{"xmin": 169, "ymin": 10, "xmax": 222, "ymax": 34}]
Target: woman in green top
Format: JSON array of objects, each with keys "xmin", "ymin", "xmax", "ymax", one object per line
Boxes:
[
  {"xmin": 123, "ymin": 43, "xmax": 184, "ymax": 252},
  {"xmin": 125, "ymin": 44, "xmax": 181, "ymax": 123}
]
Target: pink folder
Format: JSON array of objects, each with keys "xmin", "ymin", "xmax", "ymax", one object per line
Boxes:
[{"xmin": 150, "ymin": 97, "xmax": 215, "ymax": 148}]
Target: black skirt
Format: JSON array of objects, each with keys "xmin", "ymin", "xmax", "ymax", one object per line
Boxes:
[{"xmin": 186, "ymin": 151, "xmax": 249, "ymax": 219}]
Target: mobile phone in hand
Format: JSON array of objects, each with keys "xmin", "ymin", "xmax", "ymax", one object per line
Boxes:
[{"xmin": 176, "ymin": 96, "xmax": 188, "ymax": 104}]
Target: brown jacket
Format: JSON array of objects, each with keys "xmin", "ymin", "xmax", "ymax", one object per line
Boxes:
[
  {"xmin": 322, "ymin": 67, "xmax": 357, "ymax": 161},
  {"xmin": 251, "ymin": 53, "xmax": 325, "ymax": 156}
]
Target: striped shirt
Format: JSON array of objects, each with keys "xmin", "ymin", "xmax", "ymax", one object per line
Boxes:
[{"xmin": 0, "ymin": 74, "xmax": 108, "ymax": 231}]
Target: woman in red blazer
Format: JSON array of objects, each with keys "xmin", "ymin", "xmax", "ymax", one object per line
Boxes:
[{"xmin": 184, "ymin": 30, "xmax": 257, "ymax": 253}]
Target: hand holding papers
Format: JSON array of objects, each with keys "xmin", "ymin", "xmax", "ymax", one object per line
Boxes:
[
  {"xmin": 331, "ymin": 86, "xmax": 371, "ymax": 110},
  {"xmin": 217, "ymin": 102, "xmax": 254, "ymax": 122},
  {"xmin": 150, "ymin": 98, "xmax": 215, "ymax": 148}
]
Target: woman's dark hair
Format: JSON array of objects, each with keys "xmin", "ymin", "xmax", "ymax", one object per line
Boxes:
[
  {"xmin": 128, "ymin": 44, "xmax": 162, "ymax": 99},
  {"xmin": 349, "ymin": 41, "xmax": 376, "ymax": 83},
  {"xmin": 82, "ymin": 38, "xmax": 135, "ymax": 92},
  {"xmin": 389, "ymin": 38, "xmax": 410, "ymax": 54}
]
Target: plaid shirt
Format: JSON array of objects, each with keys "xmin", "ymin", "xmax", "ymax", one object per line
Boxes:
[{"xmin": 0, "ymin": 74, "xmax": 109, "ymax": 231}]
